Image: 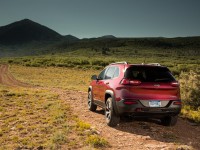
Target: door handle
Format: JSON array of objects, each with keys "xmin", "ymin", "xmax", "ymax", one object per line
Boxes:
[{"xmin": 105, "ymin": 82, "xmax": 109, "ymax": 85}]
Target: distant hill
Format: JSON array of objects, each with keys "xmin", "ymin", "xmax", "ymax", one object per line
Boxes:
[
  {"xmin": 0, "ymin": 19, "xmax": 200, "ymax": 57},
  {"xmin": 98, "ymin": 35, "xmax": 116, "ymax": 39},
  {"xmin": 55, "ymin": 36, "xmax": 200, "ymax": 51},
  {"xmin": 0, "ymin": 19, "xmax": 63, "ymax": 45}
]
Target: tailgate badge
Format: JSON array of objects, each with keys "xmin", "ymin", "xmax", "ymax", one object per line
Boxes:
[{"xmin": 154, "ymin": 84, "xmax": 160, "ymax": 87}]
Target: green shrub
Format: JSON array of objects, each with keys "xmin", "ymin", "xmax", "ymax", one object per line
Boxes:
[
  {"xmin": 86, "ymin": 135, "xmax": 108, "ymax": 148},
  {"xmin": 179, "ymin": 70, "xmax": 200, "ymax": 109},
  {"xmin": 181, "ymin": 105, "xmax": 200, "ymax": 123},
  {"xmin": 91, "ymin": 60, "xmax": 103, "ymax": 66},
  {"xmin": 80, "ymin": 60, "xmax": 90, "ymax": 65},
  {"xmin": 170, "ymin": 68, "xmax": 180, "ymax": 77},
  {"xmin": 76, "ymin": 120, "xmax": 90, "ymax": 131},
  {"xmin": 177, "ymin": 64, "xmax": 190, "ymax": 72},
  {"xmin": 8, "ymin": 60, "xmax": 13, "ymax": 64},
  {"xmin": 51, "ymin": 131, "xmax": 66, "ymax": 144},
  {"xmin": 92, "ymin": 66, "xmax": 103, "ymax": 70}
]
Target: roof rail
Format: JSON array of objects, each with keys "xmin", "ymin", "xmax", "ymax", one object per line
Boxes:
[
  {"xmin": 146, "ymin": 63, "xmax": 161, "ymax": 66},
  {"xmin": 110, "ymin": 61, "xmax": 128, "ymax": 65}
]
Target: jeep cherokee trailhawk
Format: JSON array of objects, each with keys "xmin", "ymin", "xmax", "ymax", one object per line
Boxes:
[{"xmin": 88, "ymin": 62, "xmax": 181, "ymax": 127}]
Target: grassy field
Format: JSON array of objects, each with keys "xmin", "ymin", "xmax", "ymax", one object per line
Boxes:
[
  {"xmin": 0, "ymin": 85, "xmax": 69, "ymax": 149},
  {"xmin": 0, "ymin": 70, "xmax": 108, "ymax": 149},
  {"xmin": 0, "ymin": 42, "xmax": 200, "ymax": 148},
  {"xmin": 2, "ymin": 47, "xmax": 200, "ymax": 79},
  {"xmin": 9, "ymin": 65, "xmax": 99, "ymax": 91}
]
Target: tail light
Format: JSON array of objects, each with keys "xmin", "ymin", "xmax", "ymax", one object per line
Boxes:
[
  {"xmin": 121, "ymin": 79, "xmax": 141, "ymax": 86},
  {"xmin": 171, "ymin": 81, "xmax": 179, "ymax": 87}
]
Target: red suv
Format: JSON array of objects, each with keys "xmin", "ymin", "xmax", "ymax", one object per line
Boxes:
[{"xmin": 88, "ymin": 62, "xmax": 181, "ymax": 127}]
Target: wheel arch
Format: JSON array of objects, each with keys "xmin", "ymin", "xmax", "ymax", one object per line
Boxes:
[
  {"xmin": 105, "ymin": 90, "xmax": 119, "ymax": 116},
  {"xmin": 88, "ymin": 86, "xmax": 92, "ymax": 92}
]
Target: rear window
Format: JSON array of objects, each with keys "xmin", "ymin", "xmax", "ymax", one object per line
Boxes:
[{"xmin": 125, "ymin": 66, "xmax": 175, "ymax": 82}]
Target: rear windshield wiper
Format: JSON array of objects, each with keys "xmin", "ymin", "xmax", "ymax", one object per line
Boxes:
[{"xmin": 154, "ymin": 78, "xmax": 171, "ymax": 82}]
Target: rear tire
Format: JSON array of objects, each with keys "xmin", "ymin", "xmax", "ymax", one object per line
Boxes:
[
  {"xmin": 161, "ymin": 115, "xmax": 178, "ymax": 126},
  {"xmin": 88, "ymin": 91, "xmax": 97, "ymax": 111},
  {"xmin": 105, "ymin": 97, "xmax": 120, "ymax": 127}
]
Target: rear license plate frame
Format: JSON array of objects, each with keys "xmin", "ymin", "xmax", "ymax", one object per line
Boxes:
[{"xmin": 149, "ymin": 100, "xmax": 161, "ymax": 107}]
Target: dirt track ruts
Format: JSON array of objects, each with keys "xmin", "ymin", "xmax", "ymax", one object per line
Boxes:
[
  {"xmin": 0, "ymin": 64, "xmax": 30, "ymax": 87},
  {"xmin": 1, "ymin": 64, "xmax": 200, "ymax": 150}
]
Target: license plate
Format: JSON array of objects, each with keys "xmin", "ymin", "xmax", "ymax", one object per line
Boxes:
[{"xmin": 149, "ymin": 101, "xmax": 161, "ymax": 107}]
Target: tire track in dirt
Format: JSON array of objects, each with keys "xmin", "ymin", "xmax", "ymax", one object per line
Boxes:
[
  {"xmin": 0, "ymin": 64, "xmax": 31, "ymax": 87},
  {"xmin": 1, "ymin": 64, "xmax": 200, "ymax": 149}
]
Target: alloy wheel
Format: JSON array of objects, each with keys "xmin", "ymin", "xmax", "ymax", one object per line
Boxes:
[{"xmin": 105, "ymin": 100, "xmax": 111, "ymax": 121}]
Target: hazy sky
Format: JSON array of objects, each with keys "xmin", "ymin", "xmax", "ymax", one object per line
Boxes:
[{"xmin": 0, "ymin": 0, "xmax": 200, "ymax": 38}]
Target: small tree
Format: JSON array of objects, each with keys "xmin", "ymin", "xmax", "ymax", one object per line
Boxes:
[{"xmin": 101, "ymin": 47, "xmax": 109, "ymax": 55}]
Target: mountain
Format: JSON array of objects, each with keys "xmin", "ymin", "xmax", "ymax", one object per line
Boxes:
[{"xmin": 0, "ymin": 19, "xmax": 63, "ymax": 45}]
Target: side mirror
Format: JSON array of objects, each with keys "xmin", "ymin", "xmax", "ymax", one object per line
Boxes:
[{"xmin": 91, "ymin": 75, "xmax": 97, "ymax": 80}]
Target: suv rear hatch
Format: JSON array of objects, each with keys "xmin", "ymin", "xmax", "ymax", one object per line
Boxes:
[{"xmin": 121, "ymin": 66, "xmax": 180, "ymax": 107}]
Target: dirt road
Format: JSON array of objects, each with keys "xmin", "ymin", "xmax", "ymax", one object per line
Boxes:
[
  {"xmin": 0, "ymin": 64, "xmax": 30, "ymax": 87},
  {"xmin": 1, "ymin": 64, "xmax": 200, "ymax": 149},
  {"xmin": 55, "ymin": 89, "xmax": 200, "ymax": 150}
]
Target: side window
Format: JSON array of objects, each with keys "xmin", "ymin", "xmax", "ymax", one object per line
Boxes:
[
  {"xmin": 98, "ymin": 68, "xmax": 107, "ymax": 80},
  {"xmin": 105, "ymin": 67, "xmax": 116, "ymax": 79},
  {"xmin": 113, "ymin": 67, "xmax": 119, "ymax": 78}
]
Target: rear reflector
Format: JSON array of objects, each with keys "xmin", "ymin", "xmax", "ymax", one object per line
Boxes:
[
  {"xmin": 171, "ymin": 81, "xmax": 180, "ymax": 87},
  {"xmin": 123, "ymin": 101, "xmax": 138, "ymax": 105},
  {"xmin": 173, "ymin": 101, "xmax": 182, "ymax": 105},
  {"xmin": 121, "ymin": 79, "xmax": 141, "ymax": 85},
  {"xmin": 135, "ymin": 108, "xmax": 142, "ymax": 112}
]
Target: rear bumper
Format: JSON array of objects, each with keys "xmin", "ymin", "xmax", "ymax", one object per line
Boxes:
[{"xmin": 115, "ymin": 99, "xmax": 181, "ymax": 117}]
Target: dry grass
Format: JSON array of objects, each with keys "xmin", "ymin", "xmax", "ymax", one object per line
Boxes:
[
  {"xmin": 9, "ymin": 65, "xmax": 99, "ymax": 91},
  {"xmin": 0, "ymin": 65, "xmax": 109, "ymax": 149},
  {"xmin": 0, "ymin": 85, "xmax": 108, "ymax": 149},
  {"xmin": 0, "ymin": 85, "xmax": 70, "ymax": 149}
]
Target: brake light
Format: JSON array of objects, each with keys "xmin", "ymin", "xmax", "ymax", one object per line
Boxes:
[
  {"xmin": 120, "ymin": 79, "xmax": 130, "ymax": 85},
  {"xmin": 121, "ymin": 79, "xmax": 141, "ymax": 85},
  {"xmin": 171, "ymin": 81, "xmax": 179, "ymax": 87},
  {"xmin": 123, "ymin": 101, "xmax": 138, "ymax": 105}
]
